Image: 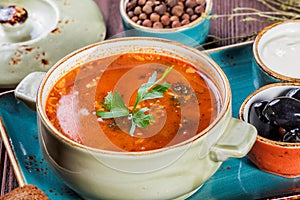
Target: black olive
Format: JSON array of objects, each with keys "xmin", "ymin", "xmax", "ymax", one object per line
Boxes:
[
  {"xmin": 253, "ymin": 101, "xmax": 269, "ymax": 122},
  {"xmin": 285, "ymin": 88, "xmax": 300, "ymax": 100},
  {"xmin": 282, "ymin": 128, "xmax": 300, "ymax": 142},
  {"xmin": 249, "ymin": 101, "xmax": 278, "ymax": 138},
  {"xmin": 249, "ymin": 87, "xmax": 300, "ymax": 143},
  {"xmin": 262, "ymin": 97, "xmax": 300, "ymax": 128}
]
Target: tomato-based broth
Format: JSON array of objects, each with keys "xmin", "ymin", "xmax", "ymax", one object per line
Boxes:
[{"xmin": 45, "ymin": 53, "xmax": 221, "ymax": 152}]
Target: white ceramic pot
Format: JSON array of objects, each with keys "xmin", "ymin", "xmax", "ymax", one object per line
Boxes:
[
  {"xmin": 15, "ymin": 37, "xmax": 257, "ymax": 200},
  {"xmin": 0, "ymin": 0, "xmax": 106, "ymax": 88}
]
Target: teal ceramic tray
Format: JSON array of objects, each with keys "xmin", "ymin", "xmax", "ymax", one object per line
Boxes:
[{"xmin": 1, "ymin": 41, "xmax": 300, "ymax": 199}]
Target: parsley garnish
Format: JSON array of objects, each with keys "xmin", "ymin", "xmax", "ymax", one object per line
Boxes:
[{"xmin": 96, "ymin": 66, "xmax": 173, "ymax": 136}]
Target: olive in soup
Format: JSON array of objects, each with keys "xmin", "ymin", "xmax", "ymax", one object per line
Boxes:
[{"xmin": 45, "ymin": 53, "xmax": 221, "ymax": 152}]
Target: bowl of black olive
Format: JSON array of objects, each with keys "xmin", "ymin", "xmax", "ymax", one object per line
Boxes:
[
  {"xmin": 119, "ymin": 0, "xmax": 212, "ymax": 47},
  {"xmin": 239, "ymin": 82, "xmax": 300, "ymax": 178}
]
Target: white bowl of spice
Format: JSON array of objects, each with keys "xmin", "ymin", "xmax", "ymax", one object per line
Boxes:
[{"xmin": 120, "ymin": 0, "xmax": 212, "ymax": 47}]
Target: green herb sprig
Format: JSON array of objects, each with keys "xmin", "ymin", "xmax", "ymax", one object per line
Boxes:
[{"xmin": 96, "ymin": 66, "xmax": 173, "ymax": 136}]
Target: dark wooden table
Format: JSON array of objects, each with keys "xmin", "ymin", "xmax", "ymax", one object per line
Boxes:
[{"xmin": 0, "ymin": 0, "xmax": 275, "ymax": 197}]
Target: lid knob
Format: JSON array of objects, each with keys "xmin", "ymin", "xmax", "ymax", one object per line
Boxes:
[
  {"xmin": 0, "ymin": 5, "xmax": 32, "ymax": 43},
  {"xmin": 0, "ymin": 5, "xmax": 28, "ymax": 26}
]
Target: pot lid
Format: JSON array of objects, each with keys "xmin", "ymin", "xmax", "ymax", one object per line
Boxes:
[{"xmin": 0, "ymin": 0, "xmax": 106, "ymax": 88}]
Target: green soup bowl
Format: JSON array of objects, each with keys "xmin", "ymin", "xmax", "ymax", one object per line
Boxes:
[{"xmin": 15, "ymin": 37, "xmax": 256, "ymax": 200}]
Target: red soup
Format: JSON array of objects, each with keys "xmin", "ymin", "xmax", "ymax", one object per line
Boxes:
[{"xmin": 45, "ymin": 53, "xmax": 221, "ymax": 152}]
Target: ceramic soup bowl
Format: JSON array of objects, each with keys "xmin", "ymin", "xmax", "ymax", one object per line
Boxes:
[
  {"xmin": 239, "ymin": 83, "xmax": 300, "ymax": 178},
  {"xmin": 15, "ymin": 37, "xmax": 256, "ymax": 200},
  {"xmin": 119, "ymin": 0, "xmax": 212, "ymax": 47},
  {"xmin": 252, "ymin": 20, "xmax": 300, "ymax": 88}
]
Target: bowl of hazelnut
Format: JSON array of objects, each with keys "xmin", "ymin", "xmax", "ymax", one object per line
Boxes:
[
  {"xmin": 119, "ymin": 0, "xmax": 212, "ymax": 47},
  {"xmin": 239, "ymin": 82, "xmax": 300, "ymax": 178}
]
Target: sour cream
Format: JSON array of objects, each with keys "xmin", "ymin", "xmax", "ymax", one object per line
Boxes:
[{"xmin": 257, "ymin": 21, "xmax": 300, "ymax": 79}]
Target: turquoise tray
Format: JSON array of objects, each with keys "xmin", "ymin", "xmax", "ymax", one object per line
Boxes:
[{"xmin": 1, "ymin": 41, "xmax": 300, "ymax": 199}]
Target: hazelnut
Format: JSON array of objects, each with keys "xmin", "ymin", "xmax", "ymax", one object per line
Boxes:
[
  {"xmin": 134, "ymin": 6, "xmax": 142, "ymax": 15},
  {"xmin": 171, "ymin": 20, "xmax": 181, "ymax": 28},
  {"xmin": 171, "ymin": 5, "xmax": 184, "ymax": 17},
  {"xmin": 139, "ymin": 13, "xmax": 147, "ymax": 20},
  {"xmin": 195, "ymin": 5, "xmax": 205, "ymax": 14},
  {"xmin": 127, "ymin": 11, "xmax": 134, "ymax": 18},
  {"xmin": 145, "ymin": 0, "xmax": 154, "ymax": 7},
  {"xmin": 165, "ymin": 0, "xmax": 178, "ymax": 7},
  {"xmin": 142, "ymin": 4, "xmax": 153, "ymax": 14},
  {"xmin": 185, "ymin": 0, "xmax": 198, "ymax": 8},
  {"xmin": 181, "ymin": 13, "xmax": 190, "ymax": 20},
  {"xmin": 154, "ymin": 4, "xmax": 167, "ymax": 15},
  {"xmin": 142, "ymin": 19, "xmax": 152, "ymax": 27},
  {"xmin": 161, "ymin": 15, "xmax": 171, "ymax": 25},
  {"xmin": 131, "ymin": 16, "xmax": 139, "ymax": 22},
  {"xmin": 126, "ymin": 0, "xmax": 137, "ymax": 11},
  {"xmin": 150, "ymin": 13, "xmax": 160, "ymax": 22},
  {"xmin": 170, "ymin": 15, "xmax": 179, "ymax": 22},
  {"xmin": 153, "ymin": 21, "xmax": 163, "ymax": 28},
  {"xmin": 181, "ymin": 19, "xmax": 190, "ymax": 25},
  {"xmin": 138, "ymin": 0, "xmax": 146, "ymax": 6},
  {"xmin": 186, "ymin": 8, "xmax": 194, "ymax": 16},
  {"xmin": 190, "ymin": 14, "xmax": 198, "ymax": 21}
]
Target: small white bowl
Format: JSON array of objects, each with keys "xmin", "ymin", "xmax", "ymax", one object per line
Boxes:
[{"xmin": 252, "ymin": 20, "xmax": 300, "ymax": 87}]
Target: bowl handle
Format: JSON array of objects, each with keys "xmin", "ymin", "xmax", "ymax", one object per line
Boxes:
[
  {"xmin": 209, "ymin": 118, "xmax": 257, "ymax": 162},
  {"xmin": 14, "ymin": 72, "xmax": 46, "ymax": 111}
]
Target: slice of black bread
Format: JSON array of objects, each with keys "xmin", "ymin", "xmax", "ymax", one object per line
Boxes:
[{"xmin": 0, "ymin": 184, "xmax": 49, "ymax": 200}]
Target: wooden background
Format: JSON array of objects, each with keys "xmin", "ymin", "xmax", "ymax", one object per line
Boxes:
[{"xmin": 0, "ymin": 0, "xmax": 275, "ymax": 197}]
